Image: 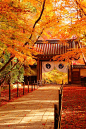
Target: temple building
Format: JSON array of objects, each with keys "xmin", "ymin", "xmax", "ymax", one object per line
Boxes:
[{"xmin": 24, "ymin": 39, "xmax": 86, "ymax": 85}]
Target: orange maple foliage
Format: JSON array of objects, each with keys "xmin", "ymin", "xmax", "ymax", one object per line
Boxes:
[{"xmin": 0, "ymin": 0, "xmax": 86, "ymax": 75}]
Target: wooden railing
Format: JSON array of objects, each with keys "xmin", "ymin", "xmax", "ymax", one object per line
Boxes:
[
  {"xmin": 0, "ymin": 80, "xmax": 41, "ymax": 102},
  {"xmin": 54, "ymin": 84, "xmax": 63, "ymax": 129}
]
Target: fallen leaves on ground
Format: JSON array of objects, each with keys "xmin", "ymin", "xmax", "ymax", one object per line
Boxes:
[{"xmin": 61, "ymin": 86, "xmax": 86, "ymax": 129}]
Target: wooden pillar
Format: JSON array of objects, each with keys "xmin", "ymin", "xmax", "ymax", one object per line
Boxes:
[
  {"xmin": 71, "ymin": 65, "xmax": 72, "ymax": 83},
  {"xmin": 37, "ymin": 59, "xmax": 40, "ymax": 81},
  {"xmin": 68, "ymin": 65, "xmax": 72, "ymax": 84},
  {"xmin": 58, "ymin": 44, "xmax": 59, "ymax": 54},
  {"xmin": 60, "ymin": 45, "xmax": 61, "ymax": 54},
  {"xmin": 40, "ymin": 61, "xmax": 42, "ymax": 81},
  {"xmin": 29, "ymin": 76, "xmax": 31, "ymax": 85},
  {"xmin": 68, "ymin": 68, "xmax": 69, "ymax": 84}
]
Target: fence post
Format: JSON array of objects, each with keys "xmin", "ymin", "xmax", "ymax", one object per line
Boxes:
[
  {"xmin": 59, "ymin": 92, "xmax": 61, "ymax": 129},
  {"xmin": 59, "ymin": 92, "xmax": 61, "ymax": 115},
  {"xmin": 54, "ymin": 104, "xmax": 59, "ymax": 129},
  {"xmin": 9, "ymin": 82, "xmax": 11, "ymax": 100},
  {"xmin": 44, "ymin": 80, "xmax": 45, "ymax": 84},
  {"xmin": 23, "ymin": 82, "xmax": 25, "ymax": 95},
  {"xmin": 37, "ymin": 80, "xmax": 38, "ymax": 88},
  {"xmin": 32, "ymin": 83, "xmax": 33, "ymax": 91},
  {"xmin": 17, "ymin": 83, "xmax": 18, "ymax": 97},
  {"xmin": 59, "ymin": 85, "xmax": 63, "ymax": 129},
  {"xmin": 41, "ymin": 80, "xmax": 42, "ymax": 86},
  {"xmin": 28, "ymin": 81, "xmax": 29, "ymax": 93},
  {"xmin": 62, "ymin": 79, "xmax": 63, "ymax": 85},
  {"xmin": 34, "ymin": 80, "xmax": 35, "ymax": 90},
  {"xmin": 0, "ymin": 85, "xmax": 1, "ymax": 105}
]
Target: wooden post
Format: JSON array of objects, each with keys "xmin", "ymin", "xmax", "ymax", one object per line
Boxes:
[
  {"xmin": 40, "ymin": 61, "xmax": 42, "ymax": 82},
  {"xmin": 62, "ymin": 79, "xmax": 63, "ymax": 85},
  {"xmin": 68, "ymin": 68, "xmax": 69, "ymax": 84},
  {"xmin": 41, "ymin": 80, "xmax": 42, "ymax": 86},
  {"xmin": 0, "ymin": 85, "xmax": 1, "ymax": 105},
  {"xmin": 32, "ymin": 83, "xmax": 33, "ymax": 91},
  {"xmin": 37, "ymin": 80, "xmax": 38, "ymax": 88},
  {"xmin": 60, "ymin": 45, "xmax": 61, "ymax": 54},
  {"xmin": 34, "ymin": 80, "xmax": 35, "ymax": 90},
  {"xmin": 23, "ymin": 82, "xmax": 25, "ymax": 95},
  {"xmin": 58, "ymin": 44, "xmax": 59, "ymax": 54},
  {"xmin": 28, "ymin": 81, "xmax": 29, "ymax": 93},
  {"xmin": 37, "ymin": 59, "xmax": 40, "ymax": 81},
  {"xmin": 54, "ymin": 104, "xmax": 59, "ymax": 129},
  {"xmin": 17, "ymin": 83, "xmax": 18, "ymax": 97},
  {"xmin": 59, "ymin": 89, "xmax": 62, "ymax": 129},
  {"xmin": 9, "ymin": 82, "xmax": 11, "ymax": 100},
  {"xmin": 59, "ymin": 93, "xmax": 61, "ymax": 115}
]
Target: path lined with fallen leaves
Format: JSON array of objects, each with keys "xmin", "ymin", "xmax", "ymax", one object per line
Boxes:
[
  {"xmin": 0, "ymin": 84, "xmax": 60, "ymax": 129},
  {"xmin": 61, "ymin": 85, "xmax": 86, "ymax": 129},
  {"xmin": 0, "ymin": 85, "xmax": 37, "ymax": 107}
]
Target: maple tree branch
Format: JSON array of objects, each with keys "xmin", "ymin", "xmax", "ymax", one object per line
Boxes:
[
  {"xmin": 0, "ymin": 60, "xmax": 20, "ymax": 85},
  {"xmin": 29, "ymin": 0, "xmax": 46, "ymax": 40},
  {"xmin": 35, "ymin": 18, "xmax": 59, "ymax": 43},
  {"xmin": 76, "ymin": 0, "xmax": 86, "ymax": 16},
  {"xmin": 0, "ymin": 1, "xmax": 46, "ymax": 74},
  {"xmin": 33, "ymin": 0, "xmax": 46, "ymax": 29},
  {"xmin": 35, "ymin": 28, "xmax": 44, "ymax": 43},
  {"xmin": 0, "ymin": 56, "xmax": 15, "ymax": 73}
]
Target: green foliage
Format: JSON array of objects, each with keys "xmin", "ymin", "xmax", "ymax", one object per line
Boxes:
[
  {"xmin": 9, "ymin": 0, "xmax": 37, "ymax": 13},
  {"xmin": 10, "ymin": 64, "xmax": 24, "ymax": 83},
  {"xmin": 0, "ymin": 51, "xmax": 24, "ymax": 84}
]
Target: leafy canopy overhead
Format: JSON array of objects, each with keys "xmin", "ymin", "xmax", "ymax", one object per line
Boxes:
[{"xmin": 0, "ymin": 0, "xmax": 86, "ymax": 75}]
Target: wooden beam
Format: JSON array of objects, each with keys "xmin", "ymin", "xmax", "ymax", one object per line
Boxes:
[
  {"xmin": 40, "ymin": 61, "xmax": 42, "ymax": 81},
  {"xmin": 37, "ymin": 59, "xmax": 40, "ymax": 81}
]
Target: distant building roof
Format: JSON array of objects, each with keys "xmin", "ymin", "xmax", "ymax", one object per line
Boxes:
[{"xmin": 35, "ymin": 39, "xmax": 77, "ymax": 55}]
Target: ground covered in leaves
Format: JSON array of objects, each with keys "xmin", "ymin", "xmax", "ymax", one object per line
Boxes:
[
  {"xmin": 61, "ymin": 86, "xmax": 86, "ymax": 129},
  {"xmin": 0, "ymin": 85, "xmax": 36, "ymax": 107}
]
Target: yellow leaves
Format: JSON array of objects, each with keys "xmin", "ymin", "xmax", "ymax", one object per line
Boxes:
[
  {"xmin": 69, "ymin": 16, "xmax": 86, "ymax": 40},
  {"xmin": 23, "ymin": 0, "xmax": 39, "ymax": 5},
  {"xmin": 42, "ymin": 68, "xmax": 68, "ymax": 84},
  {"xmin": 7, "ymin": 46, "xmax": 36, "ymax": 65},
  {"xmin": 69, "ymin": 12, "xmax": 78, "ymax": 18},
  {"xmin": 42, "ymin": 31, "xmax": 51, "ymax": 39},
  {"xmin": 76, "ymin": 0, "xmax": 86, "ymax": 15},
  {"xmin": 24, "ymin": 66, "xmax": 37, "ymax": 76},
  {"xmin": 26, "ymin": 56, "xmax": 36, "ymax": 65},
  {"xmin": 53, "ymin": 47, "xmax": 82, "ymax": 62},
  {"xmin": 0, "ymin": 0, "xmax": 86, "ymax": 67},
  {"xmin": 77, "ymin": 0, "xmax": 86, "ymax": 8}
]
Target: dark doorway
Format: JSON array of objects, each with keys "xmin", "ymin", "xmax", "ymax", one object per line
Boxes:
[
  {"xmin": 72, "ymin": 71, "xmax": 80, "ymax": 84},
  {"xmin": 24, "ymin": 76, "xmax": 37, "ymax": 85}
]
